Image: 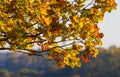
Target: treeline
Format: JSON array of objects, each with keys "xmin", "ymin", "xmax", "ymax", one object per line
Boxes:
[{"xmin": 0, "ymin": 45, "xmax": 120, "ymax": 77}]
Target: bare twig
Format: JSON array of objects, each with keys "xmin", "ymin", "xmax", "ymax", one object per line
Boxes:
[
  {"xmin": 0, "ymin": 37, "xmax": 8, "ymax": 42},
  {"xmin": 76, "ymin": 0, "xmax": 94, "ymax": 14},
  {"xmin": 0, "ymin": 48, "xmax": 11, "ymax": 50},
  {"xmin": 27, "ymin": 22, "xmax": 38, "ymax": 28}
]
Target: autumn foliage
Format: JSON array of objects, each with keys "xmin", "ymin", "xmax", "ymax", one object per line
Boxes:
[{"xmin": 0, "ymin": 0, "xmax": 117, "ymax": 68}]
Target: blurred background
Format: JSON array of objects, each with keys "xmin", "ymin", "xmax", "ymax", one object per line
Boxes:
[
  {"xmin": 0, "ymin": 0, "xmax": 120, "ymax": 77},
  {"xmin": 0, "ymin": 46, "xmax": 120, "ymax": 77}
]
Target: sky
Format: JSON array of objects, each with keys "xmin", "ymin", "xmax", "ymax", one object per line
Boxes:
[{"xmin": 99, "ymin": 0, "xmax": 120, "ymax": 48}]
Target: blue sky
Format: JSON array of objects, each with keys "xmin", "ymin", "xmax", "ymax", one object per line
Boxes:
[{"xmin": 99, "ymin": 0, "xmax": 120, "ymax": 48}]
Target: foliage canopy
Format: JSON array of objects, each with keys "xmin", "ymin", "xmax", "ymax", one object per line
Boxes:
[{"xmin": 0, "ymin": 0, "xmax": 117, "ymax": 68}]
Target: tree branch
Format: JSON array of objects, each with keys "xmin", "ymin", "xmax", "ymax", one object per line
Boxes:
[
  {"xmin": 37, "ymin": 40, "xmax": 84, "ymax": 53},
  {"xmin": 54, "ymin": 38, "xmax": 83, "ymax": 44},
  {"xmin": 76, "ymin": 0, "xmax": 94, "ymax": 14},
  {"xmin": 0, "ymin": 37, "xmax": 8, "ymax": 42},
  {"xmin": 27, "ymin": 22, "xmax": 38, "ymax": 28},
  {"xmin": 0, "ymin": 48, "xmax": 11, "ymax": 50},
  {"xmin": 83, "ymin": 0, "xmax": 94, "ymax": 9},
  {"xmin": 16, "ymin": 50, "xmax": 49, "ymax": 61}
]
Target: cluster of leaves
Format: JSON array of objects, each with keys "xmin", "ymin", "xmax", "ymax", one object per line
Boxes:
[{"xmin": 0, "ymin": 0, "xmax": 117, "ymax": 68}]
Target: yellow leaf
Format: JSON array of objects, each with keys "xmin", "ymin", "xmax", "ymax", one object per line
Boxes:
[
  {"xmin": 79, "ymin": 22, "xmax": 83, "ymax": 28},
  {"xmin": 26, "ymin": 44, "xmax": 33, "ymax": 49},
  {"xmin": 51, "ymin": 43, "xmax": 58, "ymax": 47},
  {"xmin": 40, "ymin": 4, "xmax": 50, "ymax": 15},
  {"xmin": 42, "ymin": 16, "xmax": 51, "ymax": 26},
  {"xmin": 51, "ymin": 0, "xmax": 57, "ymax": 4},
  {"xmin": 73, "ymin": 15, "xmax": 78, "ymax": 22},
  {"xmin": 7, "ymin": 27, "xmax": 12, "ymax": 31},
  {"xmin": 63, "ymin": 57, "xmax": 69, "ymax": 65},
  {"xmin": 0, "ymin": 25, "xmax": 5, "ymax": 31},
  {"xmin": 29, "ymin": 0, "xmax": 34, "ymax": 4}
]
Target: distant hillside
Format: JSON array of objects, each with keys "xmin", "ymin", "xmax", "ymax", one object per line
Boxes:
[{"xmin": 0, "ymin": 46, "xmax": 120, "ymax": 77}]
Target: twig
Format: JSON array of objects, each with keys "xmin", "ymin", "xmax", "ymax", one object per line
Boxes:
[{"xmin": 76, "ymin": 0, "xmax": 94, "ymax": 14}]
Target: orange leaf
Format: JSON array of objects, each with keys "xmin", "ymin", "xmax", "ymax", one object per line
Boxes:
[
  {"xmin": 109, "ymin": 0, "xmax": 115, "ymax": 6},
  {"xmin": 41, "ymin": 43, "xmax": 49, "ymax": 50},
  {"xmin": 80, "ymin": 56, "xmax": 90, "ymax": 63},
  {"xmin": 97, "ymin": 33, "xmax": 104, "ymax": 38}
]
